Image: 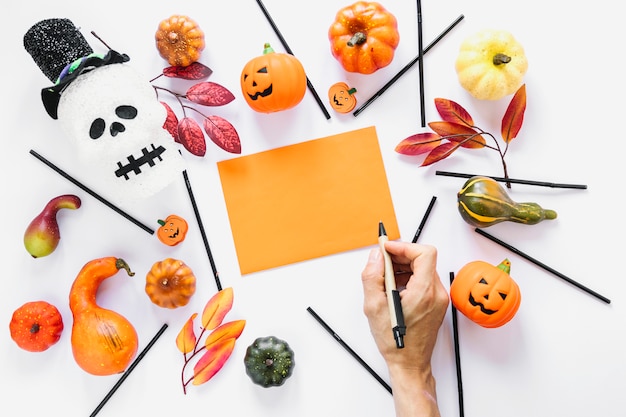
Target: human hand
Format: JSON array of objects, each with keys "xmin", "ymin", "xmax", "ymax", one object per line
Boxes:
[{"xmin": 361, "ymin": 240, "xmax": 448, "ymax": 378}]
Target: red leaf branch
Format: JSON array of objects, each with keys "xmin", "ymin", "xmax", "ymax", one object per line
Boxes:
[{"xmin": 395, "ymin": 84, "xmax": 527, "ymax": 187}]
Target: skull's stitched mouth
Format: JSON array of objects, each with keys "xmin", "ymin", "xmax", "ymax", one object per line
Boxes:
[
  {"xmin": 469, "ymin": 293, "xmax": 497, "ymax": 315},
  {"xmin": 114, "ymin": 144, "xmax": 166, "ymax": 180}
]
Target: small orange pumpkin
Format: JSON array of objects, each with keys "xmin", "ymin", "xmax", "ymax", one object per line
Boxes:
[
  {"xmin": 240, "ymin": 43, "xmax": 307, "ymax": 113},
  {"xmin": 328, "ymin": 1, "xmax": 400, "ymax": 74},
  {"xmin": 450, "ymin": 259, "xmax": 521, "ymax": 328},
  {"xmin": 145, "ymin": 258, "xmax": 197, "ymax": 309},
  {"xmin": 157, "ymin": 214, "xmax": 188, "ymax": 246},
  {"xmin": 155, "ymin": 15, "xmax": 205, "ymax": 67},
  {"xmin": 9, "ymin": 300, "xmax": 64, "ymax": 352},
  {"xmin": 328, "ymin": 82, "xmax": 357, "ymax": 113}
]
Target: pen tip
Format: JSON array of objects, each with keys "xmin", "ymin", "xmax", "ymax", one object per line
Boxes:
[{"xmin": 378, "ymin": 221, "xmax": 386, "ymax": 236}]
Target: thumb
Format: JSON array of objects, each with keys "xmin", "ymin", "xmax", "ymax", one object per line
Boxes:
[{"xmin": 361, "ymin": 248, "xmax": 385, "ymax": 295}]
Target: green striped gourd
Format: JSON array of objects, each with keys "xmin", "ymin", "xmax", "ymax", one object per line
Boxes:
[{"xmin": 457, "ymin": 176, "xmax": 557, "ymax": 228}]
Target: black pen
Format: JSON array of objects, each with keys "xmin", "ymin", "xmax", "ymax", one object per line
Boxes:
[{"xmin": 378, "ymin": 221, "xmax": 406, "ymax": 348}]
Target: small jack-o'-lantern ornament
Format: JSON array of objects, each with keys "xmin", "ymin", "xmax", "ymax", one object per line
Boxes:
[
  {"xmin": 451, "ymin": 259, "xmax": 521, "ymax": 328},
  {"xmin": 157, "ymin": 214, "xmax": 188, "ymax": 246},
  {"xmin": 240, "ymin": 43, "xmax": 307, "ymax": 113},
  {"xmin": 328, "ymin": 82, "xmax": 357, "ymax": 113}
]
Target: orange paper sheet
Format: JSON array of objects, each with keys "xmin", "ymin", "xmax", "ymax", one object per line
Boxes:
[{"xmin": 217, "ymin": 126, "xmax": 399, "ymax": 274}]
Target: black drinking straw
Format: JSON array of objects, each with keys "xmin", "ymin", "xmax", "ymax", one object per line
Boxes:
[
  {"xmin": 474, "ymin": 228, "xmax": 610, "ymax": 304},
  {"xmin": 416, "ymin": 0, "xmax": 426, "ymax": 127},
  {"xmin": 90, "ymin": 323, "xmax": 168, "ymax": 417},
  {"xmin": 412, "ymin": 195, "xmax": 437, "ymax": 243},
  {"xmin": 435, "ymin": 171, "xmax": 588, "ymax": 189},
  {"xmin": 29, "ymin": 149, "xmax": 154, "ymax": 234},
  {"xmin": 449, "ymin": 272, "xmax": 465, "ymax": 417},
  {"xmin": 353, "ymin": 14, "xmax": 464, "ymax": 117},
  {"xmin": 182, "ymin": 170, "xmax": 222, "ymax": 291},
  {"xmin": 306, "ymin": 306, "xmax": 392, "ymax": 394},
  {"xmin": 256, "ymin": 0, "xmax": 331, "ymax": 120}
]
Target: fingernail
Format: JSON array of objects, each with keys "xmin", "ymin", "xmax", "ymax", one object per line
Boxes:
[{"xmin": 368, "ymin": 248, "xmax": 381, "ymax": 262}]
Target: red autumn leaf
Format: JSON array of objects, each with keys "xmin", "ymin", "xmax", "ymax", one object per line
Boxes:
[
  {"xmin": 192, "ymin": 338, "xmax": 236, "ymax": 386},
  {"xmin": 395, "ymin": 132, "xmax": 442, "ymax": 155},
  {"xmin": 421, "ymin": 142, "xmax": 462, "ymax": 166},
  {"xmin": 161, "ymin": 102, "xmax": 180, "ymax": 142},
  {"xmin": 428, "ymin": 121, "xmax": 486, "ymax": 148},
  {"xmin": 177, "ymin": 117, "xmax": 206, "ymax": 156},
  {"xmin": 501, "ymin": 84, "xmax": 526, "ymax": 143},
  {"xmin": 186, "ymin": 82, "xmax": 235, "ymax": 106},
  {"xmin": 435, "ymin": 98, "xmax": 474, "ymax": 126},
  {"xmin": 163, "ymin": 62, "xmax": 213, "ymax": 80},
  {"xmin": 176, "ymin": 313, "xmax": 198, "ymax": 354},
  {"xmin": 201, "ymin": 287, "xmax": 234, "ymax": 330},
  {"xmin": 205, "ymin": 320, "xmax": 246, "ymax": 349},
  {"xmin": 203, "ymin": 116, "xmax": 241, "ymax": 154}
]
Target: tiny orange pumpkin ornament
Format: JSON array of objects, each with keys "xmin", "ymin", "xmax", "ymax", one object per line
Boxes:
[
  {"xmin": 145, "ymin": 258, "xmax": 197, "ymax": 309},
  {"xmin": 155, "ymin": 15, "xmax": 205, "ymax": 67},
  {"xmin": 157, "ymin": 214, "xmax": 188, "ymax": 246},
  {"xmin": 450, "ymin": 259, "xmax": 521, "ymax": 328},
  {"xmin": 328, "ymin": 1, "xmax": 400, "ymax": 74},
  {"xmin": 240, "ymin": 43, "xmax": 307, "ymax": 113},
  {"xmin": 328, "ymin": 82, "xmax": 357, "ymax": 113},
  {"xmin": 9, "ymin": 300, "xmax": 64, "ymax": 352}
]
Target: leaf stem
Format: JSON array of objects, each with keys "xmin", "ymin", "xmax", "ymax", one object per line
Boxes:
[{"xmin": 180, "ymin": 326, "xmax": 209, "ymax": 394}]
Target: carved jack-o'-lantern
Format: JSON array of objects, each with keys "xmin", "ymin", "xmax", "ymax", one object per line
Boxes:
[
  {"xmin": 328, "ymin": 82, "xmax": 357, "ymax": 113},
  {"xmin": 240, "ymin": 43, "xmax": 307, "ymax": 113},
  {"xmin": 450, "ymin": 259, "xmax": 521, "ymax": 328}
]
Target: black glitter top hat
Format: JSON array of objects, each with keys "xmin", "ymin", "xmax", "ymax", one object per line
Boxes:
[{"xmin": 23, "ymin": 18, "xmax": 129, "ymax": 119}]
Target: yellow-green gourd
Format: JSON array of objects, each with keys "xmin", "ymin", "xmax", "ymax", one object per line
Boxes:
[{"xmin": 457, "ymin": 176, "xmax": 557, "ymax": 228}]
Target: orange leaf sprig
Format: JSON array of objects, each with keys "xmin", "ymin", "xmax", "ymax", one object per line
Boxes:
[
  {"xmin": 176, "ymin": 287, "xmax": 245, "ymax": 394},
  {"xmin": 395, "ymin": 84, "xmax": 527, "ymax": 187},
  {"xmin": 151, "ymin": 62, "xmax": 241, "ymax": 156}
]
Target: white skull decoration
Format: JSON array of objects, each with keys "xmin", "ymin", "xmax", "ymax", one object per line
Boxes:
[
  {"xmin": 24, "ymin": 18, "xmax": 184, "ymax": 207},
  {"xmin": 56, "ymin": 63, "xmax": 184, "ymax": 205}
]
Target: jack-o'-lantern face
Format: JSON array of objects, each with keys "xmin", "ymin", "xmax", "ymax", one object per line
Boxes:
[
  {"xmin": 450, "ymin": 259, "xmax": 521, "ymax": 328},
  {"xmin": 156, "ymin": 214, "xmax": 188, "ymax": 246},
  {"xmin": 240, "ymin": 43, "xmax": 307, "ymax": 113},
  {"xmin": 328, "ymin": 82, "xmax": 357, "ymax": 113}
]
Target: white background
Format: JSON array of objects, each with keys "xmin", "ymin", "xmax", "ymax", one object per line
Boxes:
[{"xmin": 2, "ymin": 1, "xmax": 624, "ymax": 416}]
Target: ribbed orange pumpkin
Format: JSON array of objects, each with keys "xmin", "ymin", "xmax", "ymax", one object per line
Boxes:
[
  {"xmin": 145, "ymin": 258, "xmax": 196, "ymax": 309},
  {"xmin": 155, "ymin": 15, "xmax": 205, "ymax": 67},
  {"xmin": 9, "ymin": 300, "xmax": 64, "ymax": 352},
  {"xmin": 328, "ymin": 1, "xmax": 400, "ymax": 74},
  {"xmin": 450, "ymin": 259, "xmax": 521, "ymax": 328},
  {"xmin": 240, "ymin": 43, "xmax": 307, "ymax": 113}
]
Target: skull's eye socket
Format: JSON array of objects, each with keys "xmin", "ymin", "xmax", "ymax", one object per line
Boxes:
[
  {"xmin": 115, "ymin": 105, "xmax": 138, "ymax": 120},
  {"xmin": 90, "ymin": 118, "xmax": 106, "ymax": 139}
]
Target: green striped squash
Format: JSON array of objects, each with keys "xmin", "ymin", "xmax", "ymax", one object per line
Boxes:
[{"xmin": 457, "ymin": 176, "xmax": 557, "ymax": 228}]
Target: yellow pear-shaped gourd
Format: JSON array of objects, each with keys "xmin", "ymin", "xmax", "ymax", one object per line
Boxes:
[{"xmin": 455, "ymin": 29, "xmax": 528, "ymax": 100}]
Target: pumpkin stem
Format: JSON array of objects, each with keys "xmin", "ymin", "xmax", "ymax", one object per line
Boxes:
[
  {"xmin": 115, "ymin": 258, "xmax": 135, "ymax": 277},
  {"xmin": 493, "ymin": 53, "xmax": 511, "ymax": 65},
  {"xmin": 30, "ymin": 323, "xmax": 41, "ymax": 334},
  {"xmin": 265, "ymin": 358, "xmax": 274, "ymax": 367},
  {"xmin": 347, "ymin": 32, "xmax": 367, "ymax": 47},
  {"xmin": 347, "ymin": 87, "xmax": 357, "ymax": 95},
  {"xmin": 263, "ymin": 43, "xmax": 275, "ymax": 55}
]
